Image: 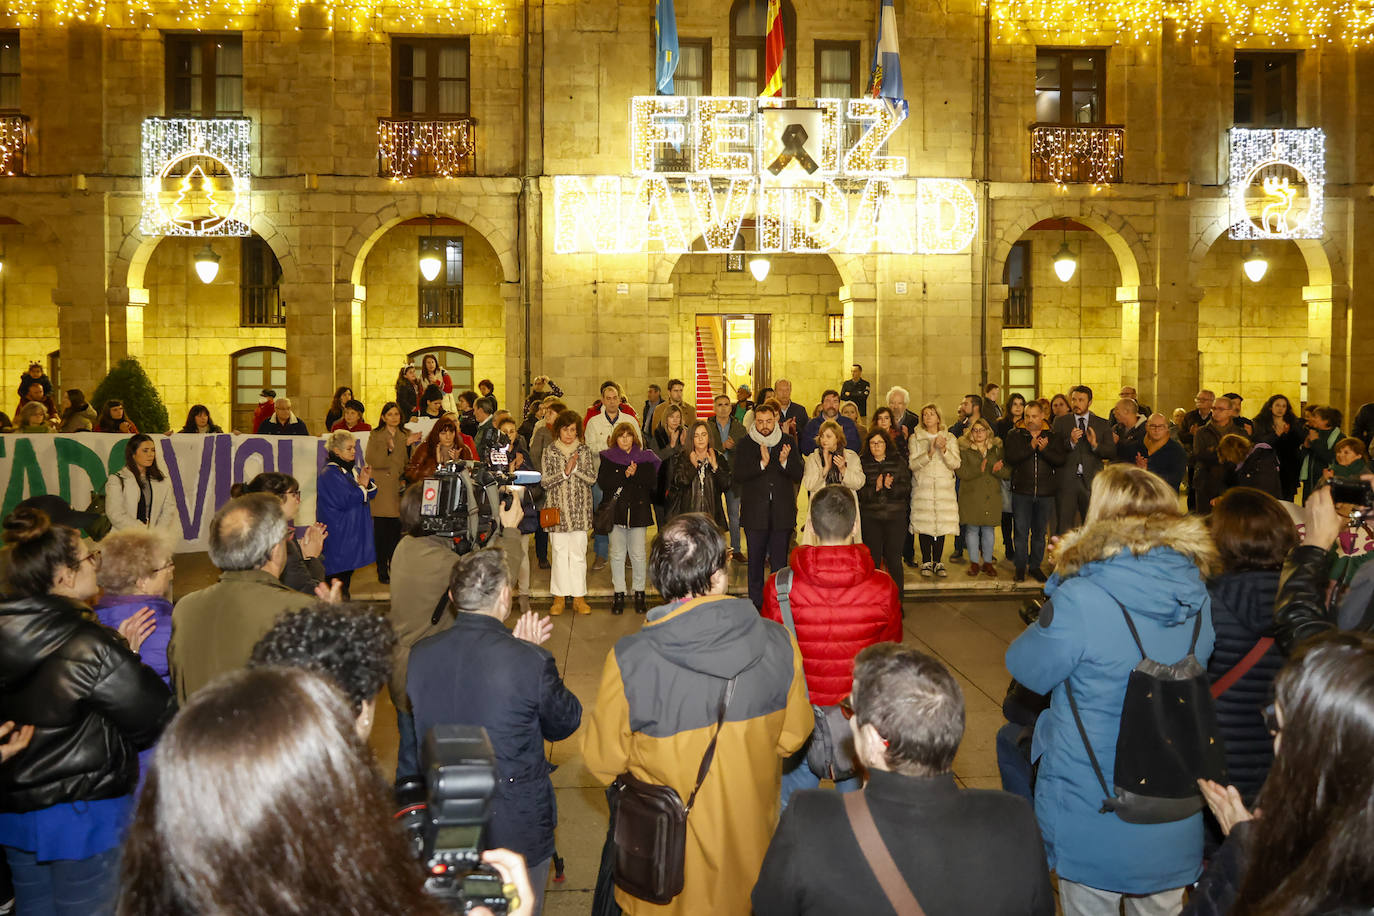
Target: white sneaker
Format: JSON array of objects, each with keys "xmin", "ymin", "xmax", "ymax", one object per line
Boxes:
[
  {"xmin": 935, "ymin": 563, "xmax": 949, "ymax": 577},
  {"xmin": 920, "ymin": 562, "xmax": 933, "ymax": 577}
]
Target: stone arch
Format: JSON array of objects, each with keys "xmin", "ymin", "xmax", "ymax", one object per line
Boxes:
[
  {"xmin": 1188, "ymin": 211, "xmax": 1341, "ymax": 291},
  {"xmin": 990, "ymin": 199, "xmax": 1150, "ymax": 292},
  {"xmin": 110, "ymin": 211, "xmax": 299, "ymax": 292},
  {"xmin": 0, "ymin": 211, "xmax": 62, "ymax": 251},
  {"xmin": 649, "ymin": 247, "xmax": 868, "ymax": 289},
  {"xmin": 339, "ymin": 200, "xmax": 518, "ymax": 286}
]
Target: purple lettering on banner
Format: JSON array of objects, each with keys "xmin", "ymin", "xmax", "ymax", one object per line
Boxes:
[
  {"xmin": 160, "ymin": 436, "xmax": 216, "ymax": 541},
  {"xmin": 233, "ymin": 437, "xmax": 275, "ymax": 490},
  {"xmin": 277, "ymin": 439, "xmax": 294, "ymax": 478},
  {"xmin": 214, "ymin": 434, "xmax": 234, "ymax": 511},
  {"xmin": 316, "ymin": 438, "xmax": 329, "ymax": 471}
]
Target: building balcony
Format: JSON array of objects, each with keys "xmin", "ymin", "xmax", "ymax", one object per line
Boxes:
[
  {"xmin": 378, "ymin": 117, "xmax": 477, "ymax": 179},
  {"xmin": 0, "ymin": 114, "xmax": 29, "ymax": 176},
  {"xmin": 1030, "ymin": 124, "xmax": 1125, "ymax": 185}
]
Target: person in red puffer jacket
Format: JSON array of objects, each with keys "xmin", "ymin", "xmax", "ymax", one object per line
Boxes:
[{"xmin": 762, "ymin": 485, "xmax": 903, "ymax": 807}]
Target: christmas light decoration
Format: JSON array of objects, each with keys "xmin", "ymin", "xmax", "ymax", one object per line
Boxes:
[
  {"xmin": 694, "ymin": 98, "xmax": 755, "ymax": 175},
  {"xmin": 915, "ymin": 178, "xmax": 978, "ymax": 255},
  {"xmin": 141, "ymin": 117, "xmax": 251, "ymax": 237},
  {"xmin": 0, "ymin": 115, "xmax": 27, "ymax": 177},
  {"xmin": 1228, "ymin": 127, "xmax": 1324, "ymax": 240},
  {"xmin": 842, "ymin": 99, "xmax": 906, "ymax": 177},
  {"xmin": 630, "ymin": 97, "xmax": 688, "ymax": 175},
  {"xmin": 552, "ymin": 175, "xmax": 622, "ymax": 255},
  {"xmin": 1, "ymin": 0, "xmax": 506, "ymax": 32},
  {"xmin": 1030, "ymin": 125, "xmax": 1124, "ymax": 186},
  {"xmin": 378, "ymin": 118, "xmax": 476, "ymax": 179},
  {"xmin": 985, "ymin": 0, "xmax": 1374, "ymax": 45},
  {"xmin": 685, "ymin": 176, "xmax": 756, "ymax": 251}
]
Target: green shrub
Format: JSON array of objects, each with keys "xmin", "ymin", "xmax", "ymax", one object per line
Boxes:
[{"xmin": 91, "ymin": 357, "xmax": 170, "ymax": 434}]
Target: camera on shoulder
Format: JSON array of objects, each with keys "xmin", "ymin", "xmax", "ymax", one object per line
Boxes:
[{"xmin": 395, "ymin": 725, "xmax": 511, "ymax": 914}]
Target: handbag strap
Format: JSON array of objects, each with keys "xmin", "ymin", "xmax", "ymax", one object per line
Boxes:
[
  {"xmin": 843, "ymin": 792, "xmax": 925, "ymax": 916},
  {"xmin": 1115, "ymin": 598, "xmax": 1204, "ymax": 659},
  {"xmin": 775, "ymin": 567, "xmax": 796, "ymax": 635},
  {"xmin": 1064, "ymin": 680, "xmax": 1114, "ymax": 811},
  {"xmin": 684, "ymin": 676, "xmax": 736, "ymax": 814},
  {"xmin": 1210, "ymin": 637, "xmax": 1274, "ymax": 699}
]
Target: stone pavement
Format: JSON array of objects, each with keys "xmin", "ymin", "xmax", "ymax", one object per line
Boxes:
[{"xmin": 167, "ymin": 549, "xmax": 1041, "ymax": 914}]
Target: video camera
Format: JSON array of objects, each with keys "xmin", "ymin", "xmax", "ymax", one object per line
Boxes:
[
  {"xmin": 418, "ymin": 461, "xmax": 499, "ymax": 550},
  {"xmin": 395, "ymin": 725, "xmax": 511, "ymax": 914},
  {"xmin": 1328, "ymin": 477, "xmax": 1374, "ymax": 522}
]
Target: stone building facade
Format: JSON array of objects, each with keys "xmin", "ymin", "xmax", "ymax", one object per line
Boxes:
[{"xmin": 0, "ymin": 0, "xmax": 1369, "ymax": 431}]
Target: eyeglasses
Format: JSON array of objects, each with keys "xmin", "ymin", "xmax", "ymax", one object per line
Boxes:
[
  {"xmin": 80, "ymin": 550, "xmax": 102, "ymax": 569},
  {"xmin": 1262, "ymin": 703, "xmax": 1281, "ymax": 737},
  {"xmin": 839, "ymin": 695, "xmax": 855, "ymax": 720}
]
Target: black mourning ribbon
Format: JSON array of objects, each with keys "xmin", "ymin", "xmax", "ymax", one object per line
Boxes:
[{"xmin": 768, "ymin": 124, "xmax": 819, "ymax": 175}]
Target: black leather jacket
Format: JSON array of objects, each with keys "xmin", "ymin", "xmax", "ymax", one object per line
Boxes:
[
  {"xmin": 0, "ymin": 594, "xmax": 174, "ymax": 812},
  {"xmin": 1273, "ymin": 544, "xmax": 1374, "ymax": 654}
]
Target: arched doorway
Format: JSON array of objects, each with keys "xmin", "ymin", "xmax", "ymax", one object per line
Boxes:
[
  {"xmin": 407, "ymin": 346, "xmax": 474, "ymax": 393},
  {"xmin": 142, "ymin": 234, "xmax": 287, "ymax": 426},
  {"xmin": 1196, "ymin": 235, "xmax": 1308, "ymax": 411},
  {"xmin": 230, "ymin": 346, "xmax": 286, "ymax": 433},
  {"xmin": 999, "ymin": 218, "xmax": 1124, "ymax": 400}
]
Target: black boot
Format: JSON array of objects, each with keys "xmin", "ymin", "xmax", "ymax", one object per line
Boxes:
[
  {"xmin": 611, "ymin": 592, "xmax": 626, "ymax": 615},
  {"xmin": 634, "ymin": 591, "xmax": 647, "ymax": 614}
]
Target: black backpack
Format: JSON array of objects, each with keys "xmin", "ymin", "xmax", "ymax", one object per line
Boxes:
[{"xmin": 1065, "ymin": 598, "xmax": 1227, "ymax": 824}]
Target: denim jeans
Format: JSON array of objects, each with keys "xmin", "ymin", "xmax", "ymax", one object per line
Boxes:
[
  {"xmin": 5, "ymin": 844, "xmax": 121, "ymax": 916},
  {"xmin": 996, "ymin": 722, "xmax": 1035, "ymax": 803},
  {"xmin": 608, "ymin": 525, "xmax": 647, "ymax": 592},
  {"xmin": 964, "ymin": 525, "xmax": 995, "ymax": 564},
  {"xmin": 779, "ymin": 748, "xmax": 861, "ymax": 810},
  {"xmin": 395, "ymin": 707, "xmax": 420, "ymax": 783},
  {"xmin": 1011, "ymin": 493, "xmax": 1053, "ymax": 573},
  {"xmin": 724, "ymin": 491, "xmax": 742, "ymax": 552}
]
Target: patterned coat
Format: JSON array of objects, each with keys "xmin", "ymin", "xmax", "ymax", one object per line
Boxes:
[
  {"xmin": 908, "ymin": 426, "xmax": 961, "ymax": 537},
  {"xmin": 541, "ymin": 440, "xmax": 597, "ymax": 532}
]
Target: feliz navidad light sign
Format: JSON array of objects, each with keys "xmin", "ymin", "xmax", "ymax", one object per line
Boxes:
[{"xmin": 553, "ymin": 96, "xmax": 979, "ymax": 256}]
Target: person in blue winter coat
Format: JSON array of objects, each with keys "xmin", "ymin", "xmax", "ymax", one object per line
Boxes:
[
  {"xmin": 1006, "ymin": 464, "xmax": 1219, "ymax": 916},
  {"xmin": 317, "ymin": 430, "xmax": 378, "ymax": 598}
]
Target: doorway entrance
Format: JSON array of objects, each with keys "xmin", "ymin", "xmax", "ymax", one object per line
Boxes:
[{"xmin": 695, "ymin": 314, "xmax": 771, "ymax": 404}]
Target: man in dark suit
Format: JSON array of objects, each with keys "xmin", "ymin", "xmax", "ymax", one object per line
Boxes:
[
  {"xmin": 773, "ymin": 378, "xmax": 810, "ymax": 440},
  {"xmin": 735, "ymin": 401, "xmax": 804, "ymax": 608},
  {"xmin": 840, "ymin": 364, "xmax": 871, "ymax": 417},
  {"xmin": 752, "ymin": 643, "xmax": 1053, "ymax": 916},
  {"xmin": 1051, "ymin": 385, "xmax": 1116, "ymax": 534}
]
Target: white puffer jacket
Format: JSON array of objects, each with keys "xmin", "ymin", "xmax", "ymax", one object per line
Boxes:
[
  {"xmin": 104, "ymin": 466, "xmax": 178, "ymax": 536},
  {"xmin": 908, "ymin": 426, "xmax": 961, "ymax": 536}
]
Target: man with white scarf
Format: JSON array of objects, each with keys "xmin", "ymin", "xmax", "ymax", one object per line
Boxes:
[{"xmin": 735, "ymin": 401, "xmax": 804, "ymax": 609}]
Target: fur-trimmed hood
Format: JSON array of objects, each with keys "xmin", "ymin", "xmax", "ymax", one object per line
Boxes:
[{"xmin": 1055, "ymin": 512, "xmax": 1218, "ymax": 579}]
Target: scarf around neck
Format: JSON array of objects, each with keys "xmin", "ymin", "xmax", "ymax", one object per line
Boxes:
[{"xmin": 750, "ymin": 424, "xmax": 782, "ymax": 448}]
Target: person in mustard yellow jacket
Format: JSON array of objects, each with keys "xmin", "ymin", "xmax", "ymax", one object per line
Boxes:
[{"xmin": 582, "ymin": 514, "xmax": 814, "ymax": 916}]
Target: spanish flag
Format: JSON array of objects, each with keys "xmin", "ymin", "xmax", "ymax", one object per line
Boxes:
[{"xmin": 761, "ymin": 0, "xmax": 785, "ymax": 98}]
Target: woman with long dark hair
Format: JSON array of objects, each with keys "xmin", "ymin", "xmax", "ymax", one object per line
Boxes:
[
  {"xmin": 178, "ymin": 404, "xmax": 223, "ymax": 434},
  {"xmin": 366, "ymin": 401, "xmax": 420, "ymax": 584},
  {"xmin": 96, "ymin": 399, "xmax": 138, "ymax": 434},
  {"xmin": 858, "ymin": 427, "xmax": 912, "ymax": 594},
  {"xmin": 1249, "ymin": 394, "xmax": 1305, "ymax": 501},
  {"xmin": 105, "ymin": 434, "xmax": 177, "ymax": 535},
  {"xmin": 59, "ymin": 389, "xmax": 96, "ymax": 432},
  {"xmin": 870, "ymin": 407, "xmax": 909, "ymax": 461},
  {"xmin": 1185, "ymin": 631, "xmax": 1374, "ymax": 915},
  {"xmin": 115, "ymin": 667, "xmax": 453, "ymax": 916},
  {"xmin": 0, "ymin": 507, "xmax": 173, "ymax": 915},
  {"xmin": 404, "ymin": 415, "xmax": 474, "ymax": 483},
  {"xmin": 323, "ymin": 386, "xmax": 353, "ymax": 432},
  {"xmin": 395, "ymin": 366, "xmax": 423, "ymax": 418}
]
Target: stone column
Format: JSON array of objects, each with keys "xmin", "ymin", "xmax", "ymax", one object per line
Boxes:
[
  {"xmin": 1117, "ymin": 285, "xmax": 1160, "ymax": 405},
  {"xmin": 840, "ymin": 282, "xmax": 877, "ymax": 392},
  {"xmin": 984, "ymin": 281, "xmax": 1009, "ymax": 391},
  {"xmin": 282, "ymin": 276, "xmax": 343, "ymax": 427},
  {"xmin": 105, "ymin": 286, "xmax": 148, "ymax": 363},
  {"xmin": 1304, "ymin": 284, "xmax": 1350, "ymax": 414},
  {"xmin": 1149, "ymin": 285, "xmax": 1203, "ymax": 415}
]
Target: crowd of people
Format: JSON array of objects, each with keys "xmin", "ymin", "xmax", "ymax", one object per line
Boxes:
[{"xmin": 1, "ymin": 356, "xmax": 1374, "ymax": 916}]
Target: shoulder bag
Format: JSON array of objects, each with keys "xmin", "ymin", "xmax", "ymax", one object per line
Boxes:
[
  {"xmin": 775, "ymin": 568, "xmax": 860, "ymax": 781},
  {"xmin": 609, "ymin": 676, "xmax": 736, "ymax": 905},
  {"xmin": 593, "ymin": 486, "xmax": 624, "ymax": 536},
  {"xmin": 843, "ymin": 792, "xmax": 925, "ymax": 916}
]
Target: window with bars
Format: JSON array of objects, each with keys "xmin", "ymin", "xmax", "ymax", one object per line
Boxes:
[
  {"xmin": 1003, "ymin": 240, "xmax": 1032, "ymax": 328},
  {"xmin": 393, "ymin": 38, "xmax": 470, "ymax": 117},
  {"xmin": 418, "ymin": 236, "xmax": 464, "ymax": 327},
  {"xmin": 815, "ymin": 41, "xmax": 860, "ymax": 98},
  {"xmin": 240, "ymin": 236, "xmax": 284, "ymax": 327},
  {"xmin": 1234, "ymin": 52, "xmax": 1297, "ymax": 128},
  {"xmin": 1002, "ymin": 347, "xmax": 1040, "ymax": 402},
  {"xmin": 0, "ymin": 33, "xmax": 18, "ymax": 111},
  {"xmin": 1035, "ymin": 49, "xmax": 1105, "ymax": 125},
  {"xmin": 730, "ymin": 0, "xmax": 795, "ymax": 97},
  {"xmin": 166, "ymin": 34, "xmax": 243, "ymax": 116}
]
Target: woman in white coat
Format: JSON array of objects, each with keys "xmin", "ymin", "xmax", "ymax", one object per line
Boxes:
[
  {"xmin": 104, "ymin": 434, "xmax": 178, "ymax": 537},
  {"xmin": 908, "ymin": 403, "xmax": 961, "ymax": 577}
]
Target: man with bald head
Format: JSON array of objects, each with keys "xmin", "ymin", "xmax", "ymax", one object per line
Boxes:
[
  {"xmin": 169, "ymin": 493, "xmax": 336, "ymax": 703},
  {"xmin": 1132, "ymin": 413, "xmax": 1187, "ymax": 492},
  {"xmin": 1111, "ymin": 398, "xmax": 1147, "ymax": 461}
]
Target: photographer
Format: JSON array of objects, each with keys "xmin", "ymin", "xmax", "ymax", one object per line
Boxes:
[
  {"xmin": 408, "ymin": 549, "xmax": 581, "ymax": 916},
  {"xmin": 1273, "ymin": 481, "xmax": 1374, "ymax": 653},
  {"xmin": 116, "ymin": 666, "xmax": 535, "ymax": 916}
]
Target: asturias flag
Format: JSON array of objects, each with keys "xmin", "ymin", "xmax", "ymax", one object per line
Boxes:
[
  {"xmin": 655, "ymin": 0, "xmax": 680, "ymax": 94},
  {"xmin": 868, "ymin": 0, "xmax": 907, "ymax": 118},
  {"xmin": 761, "ymin": 0, "xmax": 785, "ymax": 98}
]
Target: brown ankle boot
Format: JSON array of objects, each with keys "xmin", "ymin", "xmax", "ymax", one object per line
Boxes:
[
  {"xmin": 549, "ymin": 596, "xmax": 566, "ymax": 616},
  {"xmin": 966, "ymin": 563, "xmax": 980, "ymax": 578},
  {"xmin": 573, "ymin": 596, "xmax": 593, "ymax": 615},
  {"xmin": 982, "ymin": 563, "xmax": 997, "ymax": 578}
]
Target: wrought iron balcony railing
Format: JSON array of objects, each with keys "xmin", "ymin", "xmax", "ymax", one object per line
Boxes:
[
  {"xmin": 378, "ymin": 117, "xmax": 477, "ymax": 179},
  {"xmin": 0, "ymin": 114, "xmax": 29, "ymax": 176},
  {"xmin": 1030, "ymin": 124, "xmax": 1125, "ymax": 185}
]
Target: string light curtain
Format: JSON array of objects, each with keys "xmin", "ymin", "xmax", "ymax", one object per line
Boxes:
[{"xmin": 0, "ymin": 0, "xmax": 508, "ymax": 31}]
